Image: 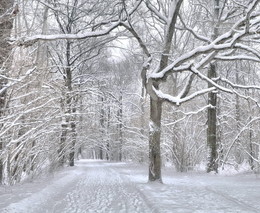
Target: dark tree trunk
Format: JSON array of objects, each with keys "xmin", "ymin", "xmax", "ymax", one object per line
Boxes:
[
  {"xmin": 69, "ymin": 119, "xmax": 76, "ymax": 166},
  {"xmin": 99, "ymin": 148, "xmax": 103, "ymax": 160},
  {"xmin": 149, "ymin": 93, "xmax": 162, "ymax": 182},
  {"xmin": 100, "ymin": 96, "xmax": 105, "ymax": 160},
  {"xmin": 249, "ymin": 124, "xmax": 254, "ymax": 170},
  {"xmin": 207, "ymin": 63, "xmax": 218, "ymax": 173},
  {"xmin": 206, "ymin": 0, "xmax": 220, "ymax": 173},
  {"xmin": 59, "ymin": 40, "xmax": 78, "ymax": 167}
]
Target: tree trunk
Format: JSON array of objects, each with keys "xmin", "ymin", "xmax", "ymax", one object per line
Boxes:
[
  {"xmin": 99, "ymin": 95, "xmax": 105, "ymax": 160},
  {"xmin": 69, "ymin": 119, "xmax": 76, "ymax": 166},
  {"xmin": 148, "ymin": 1, "xmax": 183, "ymax": 182},
  {"xmin": 58, "ymin": 122, "xmax": 68, "ymax": 166},
  {"xmin": 149, "ymin": 93, "xmax": 162, "ymax": 182},
  {"xmin": 0, "ymin": 0, "xmax": 15, "ymax": 184},
  {"xmin": 207, "ymin": 63, "xmax": 218, "ymax": 173},
  {"xmin": 99, "ymin": 147, "xmax": 103, "ymax": 160},
  {"xmin": 118, "ymin": 90, "xmax": 123, "ymax": 161},
  {"xmin": 106, "ymin": 106, "xmax": 111, "ymax": 160},
  {"xmin": 248, "ymin": 121, "xmax": 254, "ymax": 170},
  {"xmin": 66, "ymin": 40, "xmax": 77, "ymax": 166},
  {"xmin": 206, "ymin": 0, "xmax": 219, "ymax": 173},
  {"xmin": 139, "ymin": 56, "xmax": 149, "ymax": 163}
]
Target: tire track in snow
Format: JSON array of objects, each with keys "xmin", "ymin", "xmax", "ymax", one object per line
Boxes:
[
  {"xmin": 59, "ymin": 161, "xmax": 156, "ymax": 213},
  {"xmin": 205, "ymin": 186, "xmax": 260, "ymax": 213},
  {"xmin": 108, "ymin": 167, "xmax": 159, "ymax": 213}
]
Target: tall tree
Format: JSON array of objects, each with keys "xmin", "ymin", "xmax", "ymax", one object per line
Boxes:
[
  {"xmin": 0, "ymin": 0, "xmax": 16, "ymax": 184},
  {"xmin": 124, "ymin": 0, "xmax": 260, "ymax": 181},
  {"xmin": 207, "ymin": 0, "xmax": 220, "ymax": 173}
]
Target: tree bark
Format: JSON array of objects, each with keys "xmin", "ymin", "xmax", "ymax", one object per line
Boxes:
[
  {"xmin": 65, "ymin": 40, "xmax": 77, "ymax": 166},
  {"xmin": 149, "ymin": 88, "xmax": 162, "ymax": 182},
  {"xmin": 58, "ymin": 40, "xmax": 74, "ymax": 166},
  {"xmin": 206, "ymin": 0, "xmax": 219, "ymax": 173},
  {"xmin": 207, "ymin": 63, "xmax": 218, "ymax": 173},
  {"xmin": 69, "ymin": 117, "xmax": 76, "ymax": 166},
  {"xmin": 0, "ymin": 0, "xmax": 15, "ymax": 184}
]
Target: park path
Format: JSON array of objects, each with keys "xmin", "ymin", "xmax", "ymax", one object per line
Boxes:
[
  {"xmin": 2, "ymin": 160, "xmax": 156, "ymax": 213},
  {"xmin": 2, "ymin": 160, "xmax": 260, "ymax": 213}
]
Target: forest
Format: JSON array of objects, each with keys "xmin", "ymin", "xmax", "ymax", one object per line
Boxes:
[{"xmin": 0, "ymin": 0, "xmax": 260, "ymax": 188}]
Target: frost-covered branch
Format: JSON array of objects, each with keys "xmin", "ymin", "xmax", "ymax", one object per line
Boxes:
[
  {"xmin": 215, "ymin": 55, "xmax": 260, "ymax": 62},
  {"xmin": 0, "ymin": 67, "xmax": 36, "ymax": 96},
  {"xmin": 164, "ymin": 104, "xmax": 213, "ymax": 126},
  {"xmin": 153, "ymin": 86, "xmax": 216, "ymax": 106},
  {"xmin": 150, "ymin": 1, "xmax": 260, "ymax": 81},
  {"xmin": 218, "ymin": 77, "xmax": 260, "ymax": 90},
  {"xmin": 13, "ymin": 0, "xmax": 143, "ymax": 47},
  {"xmin": 178, "ymin": 15, "xmax": 211, "ymax": 43},
  {"xmin": 222, "ymin": 116, "xmax": 260, "ymax": 167},
  {"xmin": 13, "ymin": 21, "xmax": 123, "ymax": 47},
  {"xmin": 145, "ymin": 1, "xmax": 168, "ymax": 24},
  {"xmin": 190, "ymin": 66, "xmax": 233, "ymax": 93}
]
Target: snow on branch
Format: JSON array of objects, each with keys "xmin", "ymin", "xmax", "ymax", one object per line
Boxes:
[
  {"xmin": 153, "ymin": 85, "xmax": 216, "ymax": 106},
  {"xmin": 190, "ymin": 66, "xmax": 232, "ymax": 94},
  {"xmin": 145, "ymin": 1, "xmax": 168, "ymax": 24},
  {"xmin": 234, "ymin": 43, "xmax": 260, "ymax": 58},
  {"xmin": 215, "ymin": 55, "xmax": 260, "ymax": 62},
  {"xmin": 12, "ymin": 0, "xmax": 143, "ymax": 47},
  {"xmin": 150, "ymin": 2, "xmax": 260, "ymax": 81},
  {"xmin": 142, "ymin": 1, "xmax": 260, "ymax": 107},
  {"xmin": 13, "ymin": 21, "xmax": 123, "ymax": 47},
  {"xmin": 0, "ymin": 67, "xmax": 37, "ymax": 96},
  {"xmin": 232, "ymin": 91, "xmax": 260, "ymax": 108},
  {"xmin": 219, "ymin": 77, "xmax": 260, "ymax": 91},
  {"xmin": 164, "ymin": 104, "xmax": 213, "ymax": 126}
]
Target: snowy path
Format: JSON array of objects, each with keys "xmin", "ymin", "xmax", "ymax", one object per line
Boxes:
[
  {"xmin": 1, "ymin": 161, "xmax": 155, "ymax": 213},
  {"xmin": 54, "ymin": 162, "xmax": 154, "ymax": 213},
  {"xmin": 1, "ymin": 160, "xmax": 260, "ymax": 213}
]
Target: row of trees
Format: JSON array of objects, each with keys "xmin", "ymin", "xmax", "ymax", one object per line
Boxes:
[{"xmin": 0, "ymin": 0, "xmax": 259, "ymax": 184}]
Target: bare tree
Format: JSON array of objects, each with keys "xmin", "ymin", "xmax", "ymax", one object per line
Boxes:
[{"xmin": 0, "ymin": 0, "xmax": 16, "ymax": 184}]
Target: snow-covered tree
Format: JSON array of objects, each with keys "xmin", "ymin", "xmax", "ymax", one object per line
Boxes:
[
  {"xmin": 123, "ymin": 0, "xmax": 260, "ymax": 181},
  {"xmin": 0, "ymin": 0, "xmax": 17, "ymax": 184}
]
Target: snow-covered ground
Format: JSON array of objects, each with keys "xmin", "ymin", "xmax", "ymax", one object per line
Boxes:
[{"xmin": 1, "ymin": 160, "xmax": 260, "ymax": 213}]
